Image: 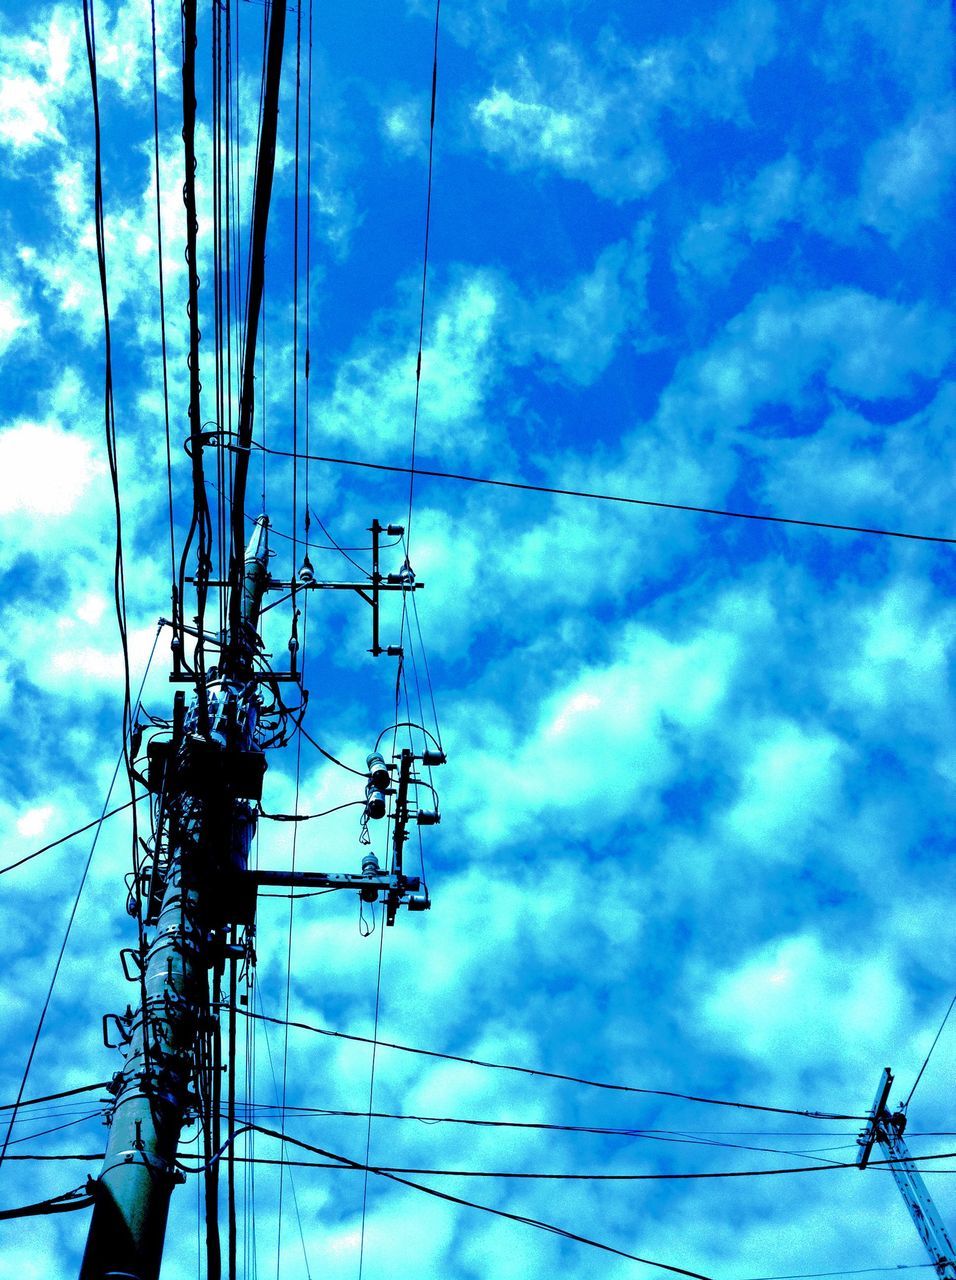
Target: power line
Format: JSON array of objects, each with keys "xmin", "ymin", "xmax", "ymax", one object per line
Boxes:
[
  {"xmin": 201, "ymin": 1122, "xmax": 717, "ymax": 1280},
  {"xmin": 0, "ymin": 1082, "xmax": 110, "ymax": 1112},
  {"xmin": 233, "ymin": 1008, "xmax": 865, "ymax": 1120},
  {"xmin": 358, "ymin": 902, "xmax": 387, "ymax": 1280},
  {"xmin": 249, "ymin": 444, "xmax": 956, "ymax": 547},
  {"xmin": 18, "ymin": 1146, "xmax": 956, "ymax": 1181},
  {"xmin": 739, "ymin": 1266, "xmax": 936, "ymax": 1280},
  {"xmin": 0, "ymin": 797, "xmax": 143, "ymax": 877},
  {"xmin": 0, "ymin": 1185, "xmax": 95, "ymax": 1221},
  {"xmin": 905, "ymin": 990, "xmax": 956, "ymax": 1109},
  {"xmin": 0, "ymin": 627, "xmax": 160, "ymax": 1171},
  {"xmin": 175, "ymin": 1126, "xmax": 956, "ymax": 1181},
  {"xmin": 405, "ymin": 0, "xmax": 442, "ymax": 557},
  {"xmin": 257, "ymin": 800, "xmax": 365, "ymax": 822},
  {"xmin": 221, "ymin": 1102, "xmax": 856, "ymax": 1161},
  {"xmin": 296, "ymin": 721, "xmax": 368, "ymax": 778}
]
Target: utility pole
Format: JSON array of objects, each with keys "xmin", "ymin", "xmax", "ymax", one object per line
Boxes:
[
  {"xmin": 81, "ymin": 516, "xmax": 439, "ymax": 1279},
  {"xmin": 79, "ymin": 1, "xmax": 441, "ymax": 1271},
  {"xmin": 81, "ymin": 519, "xmax": 272, "ymax": 1280},
  {"xmin": 857, "ymin": 1068, "xmax": 956, "ymax": 1279}
]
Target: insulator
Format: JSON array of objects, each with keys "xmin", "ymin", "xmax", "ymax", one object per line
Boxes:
[
  {"xmin": 361, "ymin": 853, "xmax": 381, "ymax": 876},
  {"xmin": 407, "ymin": 892, "xmax": 430, "ymax": 912},
  {"xmin": 416, "ymin": 810, "xmax": 440, "ymax": 826},
  {"xmin": 422, "ymin": 749, "xmax": 446, "ymax": 766},
  {"xmin": 386, "ymin": 524, "xmax": 404, "ymax": 536},
  {"xmin": 366, "ymin": 751, "xmax": 390, "ymax": 791},
  {"xmin": 398, "ymin": 561, "xmax": 415, "ymax": 587},
  {"xmin": 298, "ymin": 554, "xmax": 315, "ymax": 585},
  {"xmin": 365, "ymin": 788, "xmax": 386, "ymax": 820}
]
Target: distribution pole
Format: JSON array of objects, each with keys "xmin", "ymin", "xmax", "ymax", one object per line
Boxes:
[
  {"xmin": 857, "ymin": 1068, "xmax": 956, "ymax": 1279},
  {"xmin": 80, "ymin": 519, "xmax": 272, "ymax": 1280}
]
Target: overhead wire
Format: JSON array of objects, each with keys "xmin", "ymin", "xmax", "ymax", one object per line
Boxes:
[
  {"xmin": 0, "ymin": 1185, "xmax": 96, "ymax": 1221},
  {"xmin": 205, "ymin": 1122, "xmax": 717, "ymax": 1280},
  {"xmin": 404, "ymin": 0, "xmax": 442, "ymax": 558},
  {"xmin": 0, "ymin": 1081, "xmax": 111, "ymax": 1112},
  {"xmin": 231, "ymin": 1008, "xmax": 866, "ymax": 1120},
  {"xmin": 0, "ymin": 796, "xmax": 145, "ymax": 877},
  {"xmin": 357, "ymin": 902, "xmax": 387, "ymax": 1280},
  {"xmin": 254, "ymin": 986, "xmax": 313, "ymax": 1279},
  {"xmin": 250, "ymin": 445, "xmax": 956, "ymax": 548},
  {"xmin": 904, "ymin": 989, "xmax": 956, "ymax": 1110},
  {"xmin": 738, "ymin": 1266, "xmax": 936, "ymax": 1280},
  {"xmin": 149, "ymin": 0, "xmax": 176, "ymax": 594},
  {"xmin": 0, "ymin": 625, "xmax": 160, "ymax": 1171}
]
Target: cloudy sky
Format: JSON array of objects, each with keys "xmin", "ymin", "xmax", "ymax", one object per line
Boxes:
[{"xmin": 2, "ymin": 0, "xmax": 956, "ymax": 1276}]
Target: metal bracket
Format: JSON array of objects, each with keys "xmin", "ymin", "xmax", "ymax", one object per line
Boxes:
[
  {"xmin": 119, "ymin": 948, "xmax": 146, "ymax": 983},
  {"xmin": 103, "ymin": 1010, "xmax": 134, "ymax": 1050},
  {"xmin": 857, "ymin": 1067, "xmax": 893, "ymax": 1169}
]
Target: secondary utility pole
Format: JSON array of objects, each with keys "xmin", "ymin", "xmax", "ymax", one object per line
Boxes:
[
  {"xmin": 857, "ymin": 1067, "xmax": 956, "ymax": 1279},
  {"xmin": 81, "ymin": 518, "xmax": 272, "ymax": 1280}
]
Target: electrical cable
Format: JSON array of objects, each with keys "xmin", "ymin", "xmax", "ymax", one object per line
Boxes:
[
  {"xmin": 904, "ymin": 990, "xmax": 956, "ymax": 1109},
  {"xmin": 410, "ymin": 585, "xmax": 443, "ymax": 750},
  {"xmin": 0, "ymin": 1185, "xmax": 95, "ymax": 1221},
  {"xmin": 249, "ymin": 445, "xmax": 956, "ymax": 547},
  {"xmin": 1, "ymin": 1111, "xmax": 105, "ymax": 1149},
  {"xmin": 357, "ymin": 902, "xmax": 387, "ymax": 1280},
  {"xmin": 374, "ymin": 720, "xmax": 442, "ymax": 753},
  {"xmin": 738, "ymin": 1266, "xmax": 936, "ymax": 1280},
  {"xmin": 149, "ymin": 0, "xmax": 176, "ymax": 593},
  {"xmin": 211, "ymin": 1122, "xmax": 717, "ymax": 1280},
  {"xmin": 218, "ymin": 1106, "xmax": 854, "ymax": 1164},
  {"xmin": 0, "ymin": 626, "xmax": 160, "ymax": 1171},
  {"xmin": 0, "ymin": 1080, "xmax": 110, "ymax": 1112},
  {"xmin": 254, "ymin": 985, "xmax": 312, "ymax": 1280},
  {"xmin": 228, "ymin": 0, "xmax": 287, "ymax": 652},
  {"xmin": 257, "ymin": 800, "xmax": 366, "ymax": 822},
  {"xmin": 231, "ymin": 1009, "xmax": 866, "ymax": 1120},
  {"xmin": 404, "ymin": 0, "xmax": 442, "ymax": 558},
  {"xmin": 296, "ymin": 722, "xmax": 368, "ymax": 777},
  {"xmin": 0, "ymin": 797, "xmax": 144, "ymax": 876}
]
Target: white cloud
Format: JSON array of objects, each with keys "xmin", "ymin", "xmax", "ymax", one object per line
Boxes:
[
  {"xmin": 758, "ymin": 382, "xmax": 956, "ymax": 540},
  {"xmin": 507, "ymin": 226, "xmax": 651, "ymax": 383},
  {"xmin": 0, "ymin": 276, "xmax": 32, "ymax": 356},
  {"xmin": 0, "ymin": 10, "xmax": 77, "ymax": 150},
  {"xmin": 860, "ymin": 102, "xmax": 956, "ymax": 244},
  {"xmin": 15, "ymin": 804, "xmax": 54, "ymax": 838},
  {"xmin": 470, "ymin": 2, "xmax": 778, "ymax": 200},
  {"xmin": 472, "ymin": 47, "xmax": 667, "ymax": 201},
  {"xmin": 460, "ymin": 618, "xmax": 739, "ymax": 846},
  {"xmin": 690, "ymin": 287, "xmax": 952, "ymax": 415},
  {"xmin": 381, "ymin": 100, "xmax": 426, "ymax": 159},
  {"xmin": 700, "ymin": 933, "xmax": 911, "ymax": 1075},
  {"xmin": 720, "ymin": 726, "xmax": 846, "ymax": 858},
  {"xmin": 0, "ymin": 420, "xmax": 102, "ymax": 515},
  {"xmin": 675, "ymin": 155, "xmax": 839, "ymax": 283},
  {"xmin": 314, "ymin": 269, "xmax": 501, "ymax": 459}
]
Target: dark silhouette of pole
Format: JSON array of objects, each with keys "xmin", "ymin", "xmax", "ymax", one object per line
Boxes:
[{"xmin": 80, "ymin": 520, "xmax": 272, "ymax": 1280}]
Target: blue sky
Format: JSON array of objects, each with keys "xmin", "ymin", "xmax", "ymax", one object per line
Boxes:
[{"xmin": 1, "ymin": 0, "xmax": 956, "ymax": 1276}]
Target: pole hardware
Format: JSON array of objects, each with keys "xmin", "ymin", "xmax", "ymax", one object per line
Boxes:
[
  {"xmin": 119, "ymin": 948, "xmax": 146, "ymax": 983},
  {"xmin": 102, "ymin": 1009, "xmax": 135, "ymax": 1050},
  {"xmin": 369, "ymin": 517, "xmax": 419, "ymax": 656}
]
